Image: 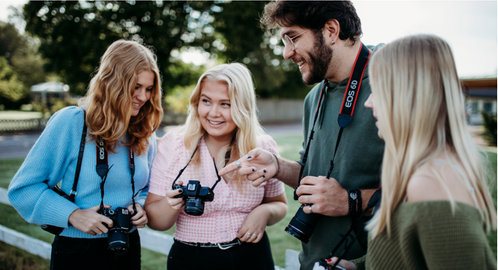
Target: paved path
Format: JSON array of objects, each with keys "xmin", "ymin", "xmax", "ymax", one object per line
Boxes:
[{"xmin": 0, "ymin": 122, "xmax": 303, "ymax": 159}]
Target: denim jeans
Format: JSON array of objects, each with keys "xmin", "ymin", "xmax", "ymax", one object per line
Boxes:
[
  {"xmin": 50, "ymin": 230, "xmax": 141, "ymax": 270},
  {"xmin": 167, "ymin": 231, "xmax": 275, "ymax": 270}
]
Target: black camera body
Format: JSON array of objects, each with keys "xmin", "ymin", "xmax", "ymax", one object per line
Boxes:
[
  {"xmin": 173, "ymin": 180, "xmax": 214, "ymax": 216},
  {"xmin": 285, "ymin": 204, "xmax": 321, "ymax": 243},
  {"xmin": 100, "ymin": 207, "xmax": 132, "ymax": 255}
]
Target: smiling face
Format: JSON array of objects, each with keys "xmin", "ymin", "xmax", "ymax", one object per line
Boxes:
[
  {"xmin": 131, "ymin": 70, "xmax": 154, "ymax": 117},
  {"xmin": 281, "ymin": 26, "xmax": 333, "ymax": 85},
  {"xmin": 197, "ymin": 80, "xmax": 237, "ymax": 144}
]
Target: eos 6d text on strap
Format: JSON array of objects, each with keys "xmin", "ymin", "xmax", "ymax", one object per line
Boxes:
[{"xmin": 326, "ymin": 43, "xmax": 371, "ymax": 178}]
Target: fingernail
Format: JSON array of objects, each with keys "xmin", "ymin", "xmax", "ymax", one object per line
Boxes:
[
  {"xmin": 178, "ymin": 189, "xmax": 183, "ymax": 193},
  {"xmin": 262, "ymin": 175, "xmax": 265, "ymax": 179},
  {"xmin": 263, "ymin": 169, "xmax": 267, "ymax": 173},
  {"xmin": 252, "ymin": 168, "xmax": 255, "ymax": 172},
  {"xmin": 247, "ymin": 156, "xmax": 252, "ymax": 159},
  {"xmin": 326, "ymin": 258, "xmax": 332, "ymax": 263}
]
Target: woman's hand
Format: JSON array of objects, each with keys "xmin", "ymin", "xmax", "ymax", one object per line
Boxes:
[
  {"xmin": 327, "ymin": 257, "xmax": 357, "ymax": 270},
  {"xmin": 68, "ymin": 204, "xmax": 113, "ymax": 236},
  {"xmin": 237, "ymin": 193, "xmax": 287, "ymax": 243},
  {"xmin": 218, "ymin": 148, "xmax": 277, "ymax": 187},
  {"xmin": 237, "ymin": 206, "xmax": 268, "ymax": 243},
  {"xmin": 166, "ymin": 181, "xmax": 185, "ymax": 211},
  {"xmin": 128, "ymin": 203, "xmax": 148, "ymax": 228}
]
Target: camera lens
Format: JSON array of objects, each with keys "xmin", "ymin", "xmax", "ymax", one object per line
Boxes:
[
  {"xmin": 107, "ymin": 228, "xmax": 129, "ymax": 255},
  {"xmin": 184, "ymin": 198, "xmax": 205, "ymax": 216},
  {"xmin": 285, "ymin": 204, "xmax": 321, "ymax": 243}
]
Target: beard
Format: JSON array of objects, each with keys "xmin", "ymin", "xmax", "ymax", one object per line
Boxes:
[{"xmin": 302, "ymin": 33, "xmax": 333, "ymax": 85}]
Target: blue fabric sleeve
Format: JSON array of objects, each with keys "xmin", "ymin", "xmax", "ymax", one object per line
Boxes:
[
  {"xmin": 8, "ymin": 107, "xmax": 84, "ymax": 228},
  {"xmin": 133, "ymin": 135, "xmax": 157, "ymax": 206}
]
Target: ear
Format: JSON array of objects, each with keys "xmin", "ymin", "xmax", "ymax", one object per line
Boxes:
[{"xmin": 323, "ymin": 19, "xmax": 340, "ymax": 44}]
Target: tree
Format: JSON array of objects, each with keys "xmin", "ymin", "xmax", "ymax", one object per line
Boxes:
[
  {"xmin": 22, "ymin": 1, "xmax": 222, "ymax": 96},
  {"xmin": 0, "ymin": 21, "xmax": 45, "ymax": 109},
  {"xmin": 21, "ymin": 1, "xmax": 311, "ymax": 99}
]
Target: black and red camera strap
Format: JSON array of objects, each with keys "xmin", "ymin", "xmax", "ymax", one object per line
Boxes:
[
  {"xmin": 296, "ymin": 43, "xmax": 371, "ymax": 198},
  {"xmin": 96, "ymin": 138, "xmax": 139, "ymax": 214}
]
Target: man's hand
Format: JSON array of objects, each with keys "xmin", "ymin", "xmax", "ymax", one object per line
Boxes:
[
  {"xmin": 295, "ymin": 176, "xmax": 349, "ymax": 217},
  {"xmin": 68, "ymin": 204, "xmax": 113, "ymax": 235},
  {"xmin": 218, "ymin": 148, "xmax": 277, "ymax": 187}
]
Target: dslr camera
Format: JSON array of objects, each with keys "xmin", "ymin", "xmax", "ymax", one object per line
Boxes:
[
  {"xmin": 285, "ymin": 204, "xmax": 321, "ymax": 243},
  {"xmin": 100, "ymin": 207, "xmax": 133, "ymax": 255},
  {"xmin": 174, "ymin": 180, "xmax": 214, "ymax": 216}
]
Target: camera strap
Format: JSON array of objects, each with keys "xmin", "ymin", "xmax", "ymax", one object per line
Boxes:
[
  {"xmin": 70, "ymin": 109, "xmax": 88, "ymax": 198},
  {"xmin": 96, "ymin": 139, "xmax": 138, "ymax": 213},
  {"xmin": 327, "ymin": 43, "xmax": 370, "ymax": 178},
  {"xmin": 295, "ymin": 43, "xmax": 371, "ymax": 199},
  {"xmin": 171, "ymin": 138, "xmax": 222, "ymax": 192},
  {"xmin": 324, "ymin": 187, "xmax": 381, "ymax": 269}
]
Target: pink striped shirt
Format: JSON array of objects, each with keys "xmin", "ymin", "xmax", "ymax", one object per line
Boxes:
[{"xmin": 149, "ymin": 130, "xmax": 285, "ymax": 243}]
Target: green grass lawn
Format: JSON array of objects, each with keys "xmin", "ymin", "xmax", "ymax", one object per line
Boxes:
[{"xmin": 0, "ymin": 134, "xmax": 496, "ymax": 269}]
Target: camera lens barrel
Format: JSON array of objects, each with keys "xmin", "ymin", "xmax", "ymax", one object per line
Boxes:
[
  {"xmin": 285, "ymin": 204, "xmax": 322, "ymax": 243},
  {"xmin": 103, "ymin": 207, "xmax": 132, "ymax": 255},
  {"xmin": 184, "ymin": 197, "xmax": 205, "ymax": 216}
]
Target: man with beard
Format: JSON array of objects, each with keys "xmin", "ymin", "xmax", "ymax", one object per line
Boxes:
[{"xmin": 219, "ymin": 1, "xmax": 385, "ymax": 269}]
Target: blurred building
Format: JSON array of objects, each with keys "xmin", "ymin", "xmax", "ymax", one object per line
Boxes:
[
  {"xmin": 30, "ymin": 81, "xmax": 70, "ymax": 107},
  {"xmin": 462, "ymin": 77, "xmax": 497, "ymax": 125}
]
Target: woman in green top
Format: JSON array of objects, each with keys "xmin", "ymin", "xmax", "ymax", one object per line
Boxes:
[{"xmin": 328, "ymin": 34, "xmax": 497, "ymax": 270}]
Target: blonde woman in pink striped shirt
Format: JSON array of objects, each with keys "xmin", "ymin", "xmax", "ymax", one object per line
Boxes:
[{"xmin": 145, "ymin": 63, "xmax": 287, "ymax": 270}]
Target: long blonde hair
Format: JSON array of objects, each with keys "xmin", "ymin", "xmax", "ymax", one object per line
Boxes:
[
  {"xmin": 79, "ymin": 40, "xmax": 163, "ymax": 156},
  {"xmin": 366, "ymin": 34, "xmax": 496, "ymax": 237},
  {"xmin": 180, "ymin": 63, "xmax": 263, "ymax": 183}
]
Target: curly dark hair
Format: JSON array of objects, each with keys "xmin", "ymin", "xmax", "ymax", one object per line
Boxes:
[{"xmin": 261, "ymin": 0, "xmax": 362, "ymax": 44}]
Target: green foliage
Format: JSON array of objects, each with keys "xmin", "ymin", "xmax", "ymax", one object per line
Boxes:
[
  {"xmin": 21, "ymin": 1, "xmax": 312, "ymax": 100},
  {"xmin": 0, "ymin": 21, "xmax": 46, "ymax": 109},
  {"xmin": 0, "ymin": 57, "xmax": 26, "ymax": 103},
  {"xmin": 22, "ymin": 1, "xmax": 221, "ymax": 96},
  {"xmin": 481, "ymin": 111, "xmax": 497, "ymax": 146},
  {"xmin": 165, "ymin": 84, "xmax": 194, "ymax": 114}
]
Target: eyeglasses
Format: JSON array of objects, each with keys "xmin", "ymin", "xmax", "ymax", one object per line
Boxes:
[{"xmin": 282, "ymin": 29, "xmax": 310, "ymax": 51}]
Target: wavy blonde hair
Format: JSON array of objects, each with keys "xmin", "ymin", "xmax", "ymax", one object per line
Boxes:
[
  {"xmin": 179, "ymin": 63, "xmax": 263, "ymax": 185},
  {"xmin": 79, "ymin": 40, "xmax": 163, "ymax": 156},
  {"xmin": 366, "ymin": 34, "xmax": 496, "ymax": 238}
]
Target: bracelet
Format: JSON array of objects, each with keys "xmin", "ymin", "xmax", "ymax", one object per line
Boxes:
[
  {"xmin": 272, "ymin": 153, "xmax": 280, "ymax": 179},
  {"xmin": 348, "ymin": 189, "xmax": 362, "ymax": 221},
  {"xmin": 348, "ymin": 189, "xmax": 356, "ymax": 217}
]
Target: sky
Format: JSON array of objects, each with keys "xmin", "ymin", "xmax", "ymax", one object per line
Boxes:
[{"xmin": 0, "ymin": 0, "xmax": 496, "ymax": 78}]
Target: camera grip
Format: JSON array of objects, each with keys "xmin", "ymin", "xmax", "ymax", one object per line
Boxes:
[{"xmin": 172, "ymin": 184, "xmax": 184, "ymax": 198}]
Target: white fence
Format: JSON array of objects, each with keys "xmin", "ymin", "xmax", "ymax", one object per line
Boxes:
[{"xmin": 0, "ymin": 187, "xmax": 299, "ymax": 270}]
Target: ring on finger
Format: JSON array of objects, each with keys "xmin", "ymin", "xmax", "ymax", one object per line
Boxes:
[
  {"xmin": 246, "ymin": 232, "xmax": 252, "ymax": 237},
  {"xmin": 235, "ymin": 160, "xmax": 241, "ymax": 169},
  {"xmin": 309, "ymin": 205, "xmax": 313, "ymax": 214}
]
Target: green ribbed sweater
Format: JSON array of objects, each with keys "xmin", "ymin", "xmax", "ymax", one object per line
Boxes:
[{"xmin": 353, "ymin": 201, "xmax": 496, "ymax": 270}]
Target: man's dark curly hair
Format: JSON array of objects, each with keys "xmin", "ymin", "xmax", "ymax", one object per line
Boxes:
[{"xmin": 261, "ymin": 1, "xmax": 362, "ymax": 44}]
